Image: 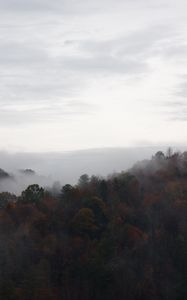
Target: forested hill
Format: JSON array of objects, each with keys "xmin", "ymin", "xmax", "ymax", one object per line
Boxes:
[{"xmin": 0, "ymin": 150, "xmax": 187, "ymax": 299}]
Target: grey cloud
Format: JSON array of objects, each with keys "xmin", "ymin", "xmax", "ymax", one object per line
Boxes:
[
  {"xmin": 168, "ymin": 111, "xmax": 187, "ymax": 121},
  {"xmin": 175, "ymin": 81, "xmax": 187, "ymax": 98},
  {"xmin": 59, "ymin": 26, "xmax": 174, "ymax": 76},
  {"xmin": 158, "ymin": 97, "xmax": 187, "ymax": 121},
  {"xmin": 0, "ymin": 80, "xmax": 78, "ymax": 102},
  {"xmin": 61, "ymin": 55, "xmax": 147, "ymax": 75},
  {"xmin": 163, "ymin": 80, "xmax": 187, "ymax": 120},
  {"xmin": 164, "ymin": 45, "xmax": 187, "ymax": 59},
  {"xmin": 161, "ymin": 98, "xmax": 187, "ymax": 121},
  {"xmin": 0, "ymin": 0, "xmax": 173, "ymax": 16},
  {"xmin": 161, "ymin": 100, "xmax": 187, "ymax": 107},
  {"xmin": 0, "ymin": 0, "xmax": 62, "ymax": 12},
  {"xmin": 0, "ymin": 27, "xmax": 159, "ymax": 118},
  {"xmin": 0, "ymin": 0, "xmax": 124, "ymax": 14},
  {"xmin": 0, "ymin": 0, "xmax": 184, "ymax": 130},
  {"xmin": 79, "ymin": 26, "xmax": 172, "ymax": 57},
  {"xmin": 0, "ymin": 39, "xmax": 86, "ymax": 107},
  {"xmin": 0, "ymin": 24, "xmax": 174, "ymax": 129},
  {"xmin": 0, "ymin": 42, "xmax": 48, "ymax": 65},
  {"xmin": 54, "ymin": 26, "xmax": 177, "ymax": 80},
  {"xmin": 0, "ymin": 100, "xmax": 96, "ymax": 126}
]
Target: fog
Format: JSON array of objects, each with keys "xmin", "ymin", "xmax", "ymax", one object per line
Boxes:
[{"xmin": 0, "ymin": 146, "xmax": 185, "ymax": 195}]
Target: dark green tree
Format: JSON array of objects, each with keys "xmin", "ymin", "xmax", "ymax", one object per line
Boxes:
[{"xmin": 21, "ymin": 184, "xmax": 44, "ymax": 205}]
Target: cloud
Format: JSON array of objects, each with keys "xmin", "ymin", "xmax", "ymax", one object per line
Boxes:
[
  {"xmin": 175, "ymin": 80, "xmax": 187, "ymax": 98},
  {"xmin": 168, "ymin": 111, "xmax": 187, "ymax": 121},
  {"xmin": 0, "ymin": 0, "xmax": 186, "ymax": 149},
  {"xmin": 52, "ymin": 25, "xmax": 173, "ymax": 79},
  {"xmin": 0, "ymin": 0, "xmax": 177, "ymax": 15},
  {"xmin": 0, "ymin": 42, "xmax": 48, "ymax": 65},
  {"xmin": 0, "ymin": 0, "xmax": 62, "ymax": 12},
  {"xmin": 0, "ymin": 23, "xmax": 178, "ymax": 127},
  {"xmin": 79, "ymin": 25, "xmax": 171, "ymax": 56},
  {"xmin": 0, "ymin": 100, "xmax": 97, "ymax": 126},
  {"xmin": 161, "ymin": 97, "xmax": 187, "ymax": 122},
  {"xmin": 170, "ymin": 89, "xmax": 187, "ymax": 121},
  {"xmin": 0, "ymin": 0, "xmax": 126, "ymax": 14},
  {"xmin": 62, "ymin": 26, "xmax": 173, "ymax": 74},
  {"xmin": 0, "ymin": 25, "xmax": 169, "ymax": 127},
  {"xmin": 61, "ymin": 55, "xmax": 147, "ymax": 75}
]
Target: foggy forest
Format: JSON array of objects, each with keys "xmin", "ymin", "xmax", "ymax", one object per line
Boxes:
[
  {"xmin": 0, "ymin": 0, "xmax": 187, "ymax": 299},
  {"xmin": 0, "ymin": 150, "xmax": 186, "ymax": 299}
]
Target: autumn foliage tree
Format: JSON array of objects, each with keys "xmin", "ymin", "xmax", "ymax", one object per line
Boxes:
[{"xmin": 0, "ymin": 150, "xmax": 186, "ymax": 299}]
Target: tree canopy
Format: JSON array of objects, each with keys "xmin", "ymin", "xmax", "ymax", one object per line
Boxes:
[{"xmin": 0, "ymin": 150, "xmax": 186, "ymax": 299}]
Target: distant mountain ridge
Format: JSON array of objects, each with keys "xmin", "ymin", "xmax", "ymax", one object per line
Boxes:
[{"xmin": 0, "ymin": 168, "xmax": 11, "ymax": 180}]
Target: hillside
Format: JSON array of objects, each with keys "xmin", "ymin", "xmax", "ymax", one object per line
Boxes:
[
  {"xmin": 0, "ymin": 168, "xmax": 11, "ymax": 180},
  {"xmin": 0, "ymin": 150, "xmax": 186, "ymax": 299}
]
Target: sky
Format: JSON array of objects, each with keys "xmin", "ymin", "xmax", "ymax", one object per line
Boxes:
[{"xmin": 0, "ymin": 0, "xmax": 187, "ymax": 152}]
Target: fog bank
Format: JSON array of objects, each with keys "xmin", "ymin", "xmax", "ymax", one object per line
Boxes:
[{"xmin": 0, "ymin": 147, "xmax": 185, "ymax": 194}]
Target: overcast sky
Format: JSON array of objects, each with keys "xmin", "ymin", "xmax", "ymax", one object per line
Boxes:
[{"xmin": 0, "ymin": 0, "xmax": 187, "ymax": 152}]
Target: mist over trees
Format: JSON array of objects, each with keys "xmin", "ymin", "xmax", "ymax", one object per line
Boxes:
[
  {"xmin": 0, "ymin": 150, "xmax": 186, "ymax": 299},
  {"xmin": 0, "ymin": 147, "xmax": 179, "ymax": 195}
]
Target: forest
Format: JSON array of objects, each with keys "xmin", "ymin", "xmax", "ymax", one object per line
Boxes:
[{"xmin": 0, "ymin": 150, "xmax": 186, "ymax": 299}]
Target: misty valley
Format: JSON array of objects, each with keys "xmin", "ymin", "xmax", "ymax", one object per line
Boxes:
[
  {"xmin": 1, "ymin": 0, "xmax": 187, "ymax": 298},
  {"xmin": 0, "ymin": 150, "xmax": 186, "ymax": 299}
]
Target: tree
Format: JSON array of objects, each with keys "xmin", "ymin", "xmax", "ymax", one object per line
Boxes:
[
  {"xmin": 78, "ymin": 174, "xmax": 89, "ymax": 188},
  {"xmin": 83, "ymin": 197, "xmax": 108, "ymax": 228},
  {"xmin": 99, "ymin": 180, "xmax": 108, "ymax": 202},
  {"xmin": 0, "ymin": 192, "xmax": 17, "ymax": 208},
  {"xmin": 166, "ymin": 147, "xmax": 173, "ymax": 159},
  {"xmin": 154, "ymin": 151, "xmax": 165, "ymax": 162},
  {"xmin": 71, "ymin": 208, "xmax": 97, "ymax": 236},
  {"xmin": 21, "ymin": 184, "xmax": 44, "ymax": 205},
  {"xmin": 61, "ymin": 184, "xmax": 74, "ymax": 195}
]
